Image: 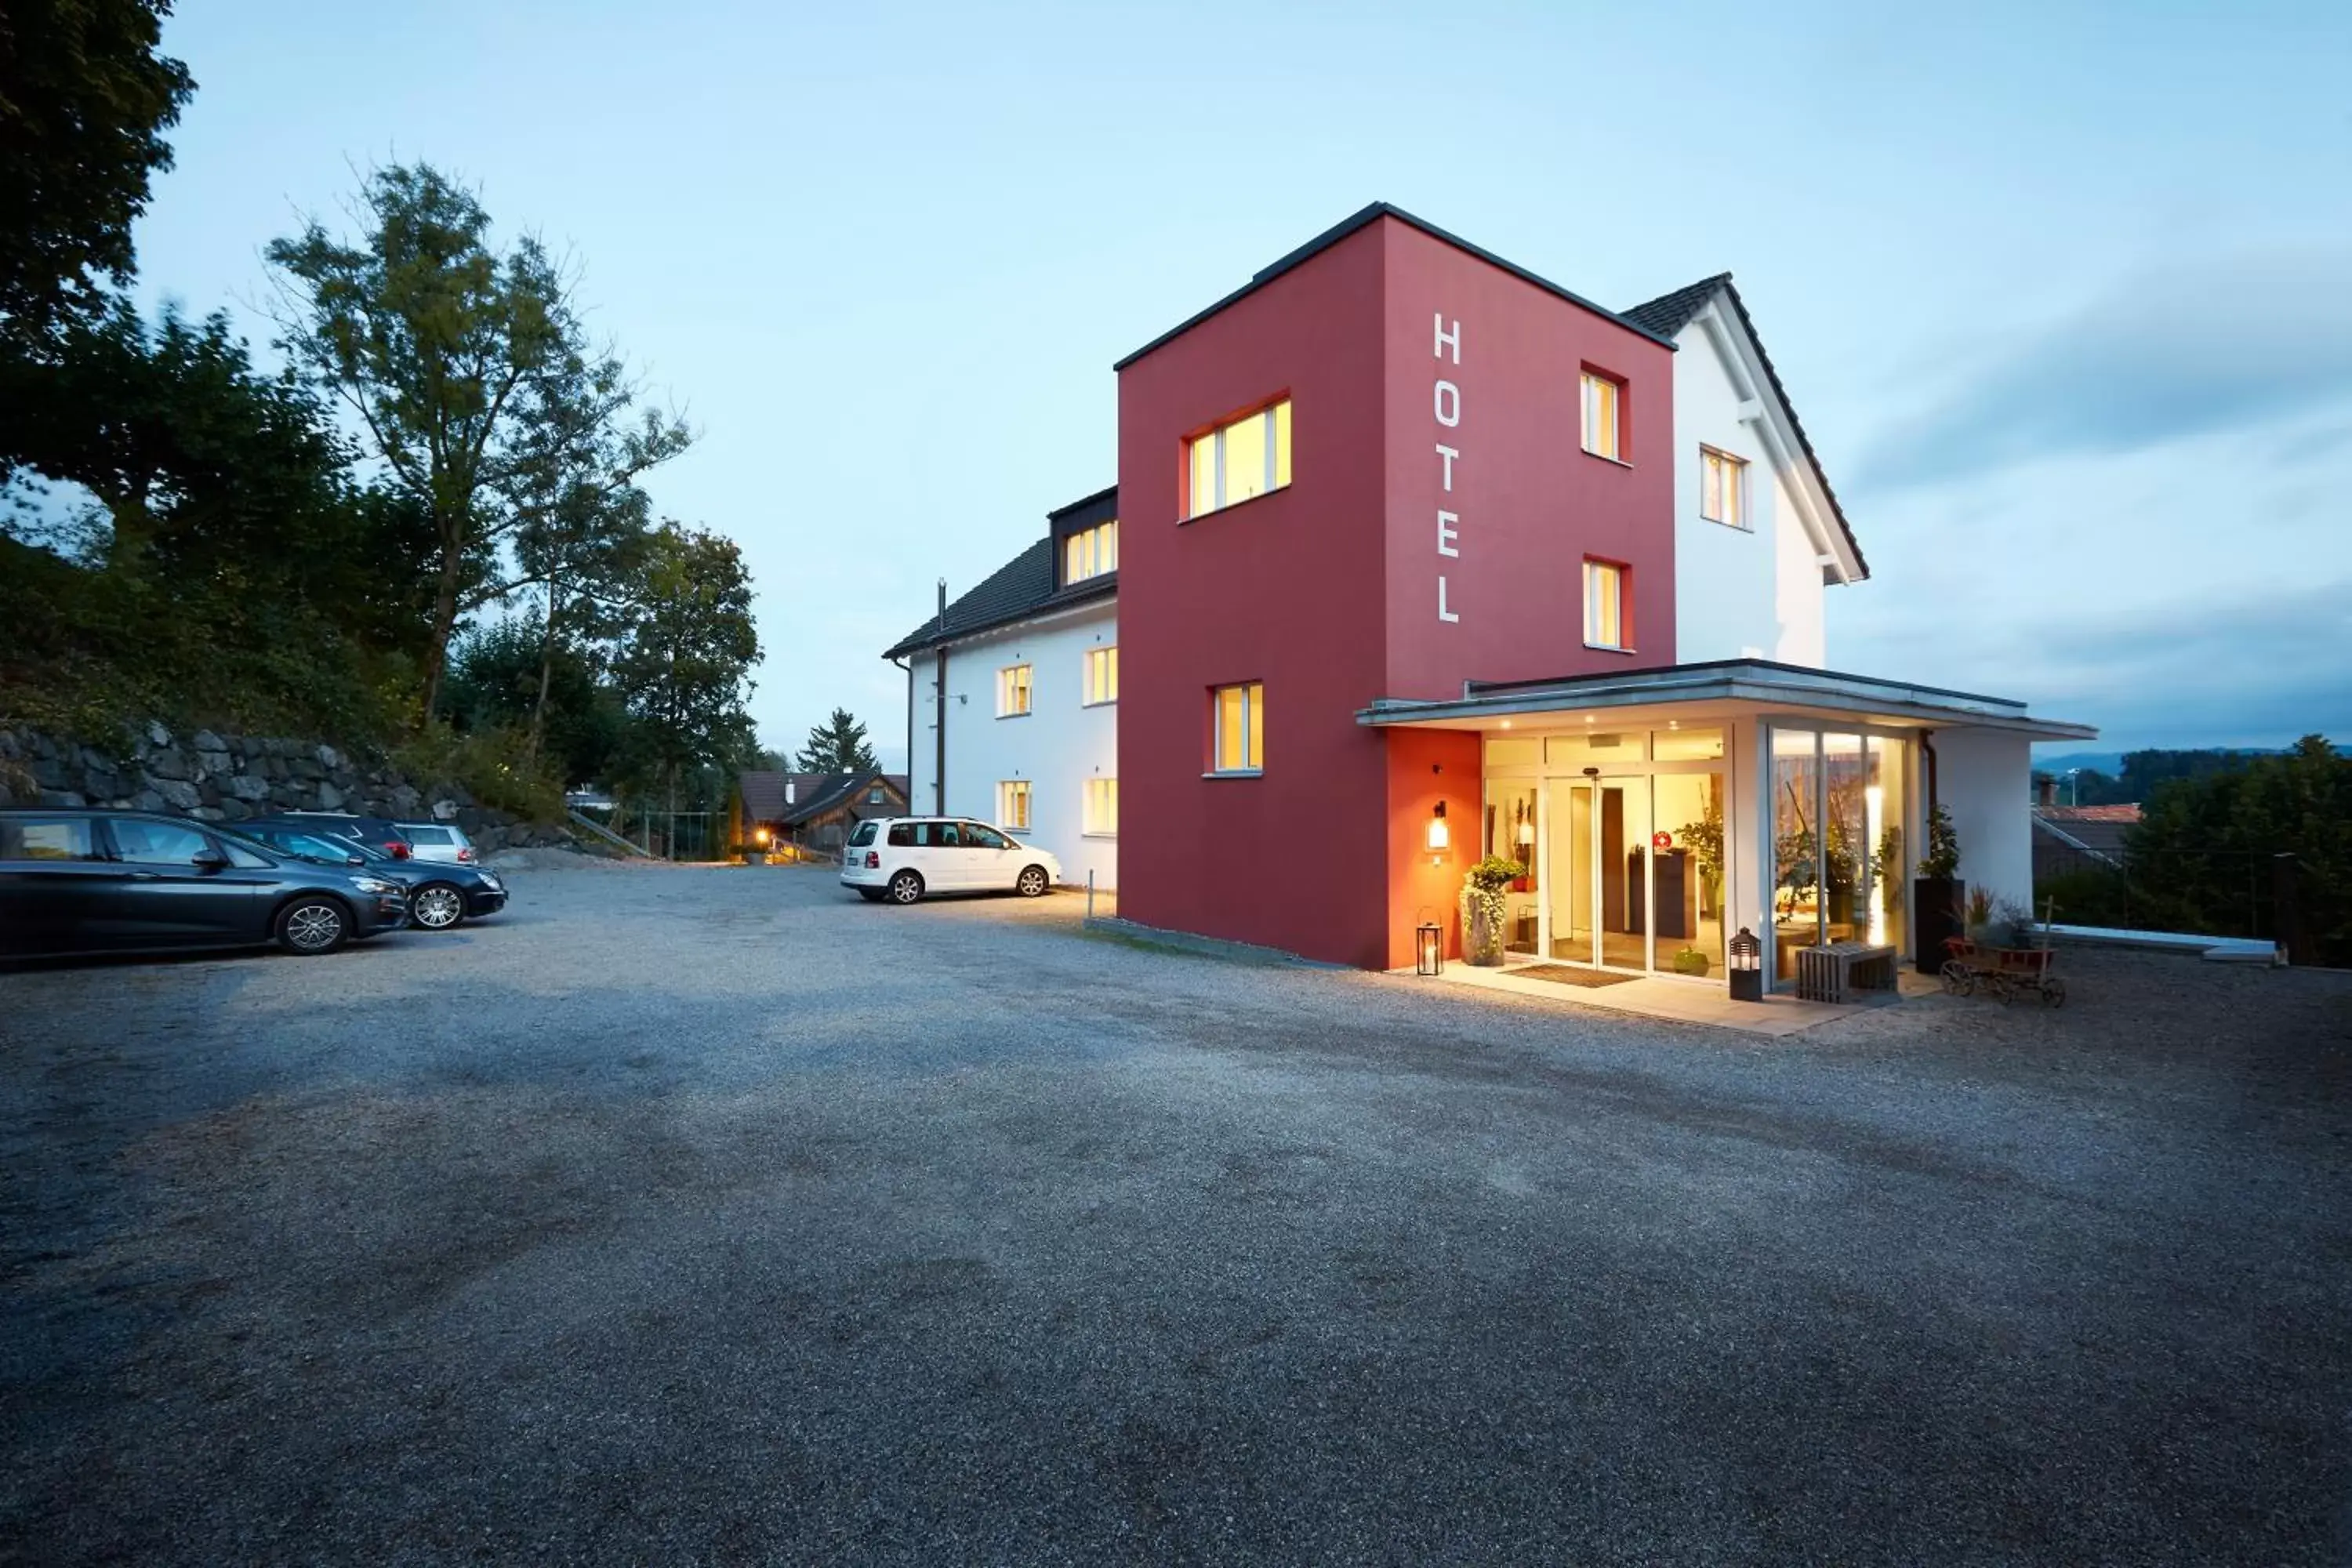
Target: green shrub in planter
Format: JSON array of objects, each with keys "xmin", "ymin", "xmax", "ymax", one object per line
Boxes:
[
  {"xmin": 1459, "ymin": 855, "xmax": 1524, "ymax": 967},
  {"xmin": 1671, "ymin": 946, "xmax": 1711, "ymax": 976}
]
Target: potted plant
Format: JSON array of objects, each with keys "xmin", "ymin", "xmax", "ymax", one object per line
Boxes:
[
  {"xmin": 1678, "ymin": 800, "xmax": 1725, "ymax": 920},
  {"xmin": 1962, "ymin": 884, "xmax": 1999, "ymax": 944},
  {"xmin": 1671, "ymin": 946, "xmax": 1712, "ymax": 977},
  {"xmin": 1912, "ymin": 804, "xmax": 1962, "ymax": 975},
  {"xmin": 1460, "ymin": 855, "xmax": 1523, "ymax": 967}
]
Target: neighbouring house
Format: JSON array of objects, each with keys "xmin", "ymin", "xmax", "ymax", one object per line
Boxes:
[
  {"xmin": 2032, "ymin": 786, "xmax": 2141, "ymax": 879},
  {"xmin": 886, "ymin": 202, "xmax": 2094, "ymax": 989},
  {"xmin": 734, "ymin": 770, "xmax": 909, "ymax": 859}
]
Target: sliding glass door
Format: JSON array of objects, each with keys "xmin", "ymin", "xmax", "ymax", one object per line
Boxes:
[
  {"xmin": 1769, "ymin": 725, "xmax": 1911, "ymax": 983},
  {"xmin": 1541, "ymin": 772, "xmax": 1723, "ymax": 977}
]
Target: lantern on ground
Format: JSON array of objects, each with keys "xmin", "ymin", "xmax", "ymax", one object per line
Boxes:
[
  {"xmin": 1415, "ymin": 914, "xmax": 1444, "ymax": 976},
  {"xmin": 1729, "ymin": 927, "xmax": 1763, "ymax": 1001}
]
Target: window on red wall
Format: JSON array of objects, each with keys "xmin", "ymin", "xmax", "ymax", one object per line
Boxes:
[
  {"xmin": 1584, "ymin": 559, "xmax": 1628, "ymax": 650},
  {"xmin": 1580, "ymin": 371, "xmax": 1624, "ymax": 461},
  {"xmin": 1186, "ymin": 401, "xmax": 1292, "ymax": 519}
]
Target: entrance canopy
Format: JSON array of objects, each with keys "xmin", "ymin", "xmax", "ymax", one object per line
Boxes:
[{"xmin": 1357, "ymin": 658, "xmax": 2096, "ymax": 740}]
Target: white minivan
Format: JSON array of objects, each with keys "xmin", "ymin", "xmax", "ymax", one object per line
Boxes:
[{"xmin": 841, "ymin": 817, "xmax": 1060, "ymax": 905}]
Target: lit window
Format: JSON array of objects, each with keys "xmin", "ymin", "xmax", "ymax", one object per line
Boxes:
[
  {"xmin": 1581, "ymin": 372, "xmax": 1622, "ymax": 461},
  {"xmin": 1185, "ymin": 399, "xmax": 1292, "ymax": 518},
  {"xmin": 1084, "ymin": 777, "xmax": 1119, "ymax": 837},
  {"xmin": 1700, "ymin": 448, "xmax": 1748, "ymax": 526},
  {"xmin": 996, "ymin": 664, "xmax": 1031, "ymax": 717},
  {"xmin": 998, "ymin": 780, "xmax": 1031, "ymax": 831},
  {"xmin": 1065, "ymin": 519, "xmax": 1119, "ymax": 584},
  {"xmin": 1584, "ymin": 560, "xmax": 1627, "ymax": 649},
  {"xmin": 1211, "ymin": 682, "xmax": 1265, "ymax": 773},
  {"xmin": 1083, "ymin": 645, "xmax": 1119, "ymax": 706}
]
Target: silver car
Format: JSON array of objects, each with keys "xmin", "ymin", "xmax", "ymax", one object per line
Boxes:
[{"xmin": 396, "ymin": 821, "xmax": 479, "ymax": 866}]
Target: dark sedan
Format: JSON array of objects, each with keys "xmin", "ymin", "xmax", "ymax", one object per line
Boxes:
[
  {"xmin": 231, "ymin": 818, "xmax": 507, "ymax": 931},
  {"xmin": 0, "ymin": 809, "xmax": 411, "ymax": 961}
]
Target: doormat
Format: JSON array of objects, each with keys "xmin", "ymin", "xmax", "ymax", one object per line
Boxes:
[{"xmin": 1512, "ymin": 964, "xmax": 1639, "ymax": 989}]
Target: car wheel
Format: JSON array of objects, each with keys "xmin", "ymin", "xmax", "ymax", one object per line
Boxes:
[
  {"xmin": 1016, "ymin": 865, "xmax": 1051, "ymax": 898},
  {"xmin": 887, "ymin": 869, "xmax": 924, "ymax": 905},
  {"xmin": 276, "ymin": 895, "xmax": 351, "ymax": 955},
  {"xmin": 856, "ymin": 887, "xmax": 884, "ymax": 903},
  {"xmin": 411, "ymin": 882, "xmax": 466, "ymax": 931}
]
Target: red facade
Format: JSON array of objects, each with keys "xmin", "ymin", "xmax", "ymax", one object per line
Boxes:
[{"xmin": 1117, "ymin": 211, "xmax": 1675, "ymax": 969}]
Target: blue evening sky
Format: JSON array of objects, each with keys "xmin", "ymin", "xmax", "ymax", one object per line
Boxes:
[{"xmin": 132, "ymin": 1, "xmax": 2352, "ymax": 767}]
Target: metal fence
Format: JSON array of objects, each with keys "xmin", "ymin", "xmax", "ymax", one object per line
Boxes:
[
  {"xmin": 2032, "ymin": 842, "xmax": 2289, "ymax": 945},
  {"xmin": 593, "ymin": 805, "xmax": 724, "ymax": 862}
]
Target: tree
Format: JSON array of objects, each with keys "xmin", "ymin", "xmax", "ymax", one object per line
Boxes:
[
  {"xmin": 443, "ymin": 616, "xmax": 629, "ymax": 786},
  {"xmin": 0, "ymin": 0, "xmax": 193, "ymax": 349},
  {"xmin": 610, "ymin": 522, "xmax": 761, "ymax": 803},
  {"xmin": 0, "ymin": 299, "xmax": 434, "ymax": 731},
  {"xmin": 265, "ymin": 162, "xmax": 689, "ymax": 724},
  {"xmin": 2126, "ymin": 735, "xmax": 2350, "ymax": 964},
  {"xmin": 795, "ymin": 707, "xmax": 879, "ymax": 773}
]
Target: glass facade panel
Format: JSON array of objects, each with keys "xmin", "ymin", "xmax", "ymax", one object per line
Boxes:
[
  {"xmin": 1824, "ymin": 733, "xmax": 1868, "ymax": 946},
  {"xmin": 1866, "ymin": 735, "xmax": 1907, "ymax": 953},
  {"xmin": 1545, "ymin": 731, "xmax": 1638, "ymax": 766},
  {"xmin": 1771, "ymin": 728, "xmax": 1820, "ymax": 982},
  {"xmin": 1215, "ymin": 686, "xmax": 1244, "ymax": 771},
  {"xmin": 1651, "ymin": 725, "xmax": 1726, "ymax": 761},
  {"xmin": 1485, "ymin": 782, "xmax": 1540, "ymax": 956},
  {"xmin": 1484, "ymin": 735, "xmax": 1541, "ymax": 768},
  {"xmin": 1653, "ymin": 771, "xmax": 1726, "ymax": 974}
]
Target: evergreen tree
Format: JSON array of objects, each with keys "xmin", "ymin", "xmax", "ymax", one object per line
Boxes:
[{"xmin": 795, "ymin": 707, "xmax": 879, "ymax": 773}]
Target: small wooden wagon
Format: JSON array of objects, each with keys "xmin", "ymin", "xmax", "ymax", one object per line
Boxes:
[{"xmin": 1940, "ymin": 936, "xmax": 2066, "ymax": 1007}]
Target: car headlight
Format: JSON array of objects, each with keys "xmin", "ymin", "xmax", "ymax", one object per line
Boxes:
[
  {"xmin": 477, "ymin": 873, "xmax": 503, "ymax": 890},
  {"xmin": 352, "ymin": 877, "xmax": 401, "ymax": 895}
]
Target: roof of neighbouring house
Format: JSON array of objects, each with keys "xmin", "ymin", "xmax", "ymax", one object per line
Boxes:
[
  {"xmin": 739, "ymin": 770, "xmax": 907, "ymax": 828},
  {"xmin": 1619, "ymin": 273, "xmax": 1867, "ymax": 582},
  {"xmin": 884, "ymin": 495, "xmax": 1118, "ymax": 658},
  {"xmin": 2032, "ymin": 804, "xmax": 2140, "ymax": 857}
]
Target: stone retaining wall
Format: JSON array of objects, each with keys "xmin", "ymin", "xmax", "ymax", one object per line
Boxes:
[{"xmin": 0, "ymin": 724, "xmax": 575, "ymax": 854}]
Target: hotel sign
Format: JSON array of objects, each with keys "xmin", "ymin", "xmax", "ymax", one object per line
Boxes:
[{"xmin": 1433, "ymin": 311, "xmax": 1462, "ymax": 624}]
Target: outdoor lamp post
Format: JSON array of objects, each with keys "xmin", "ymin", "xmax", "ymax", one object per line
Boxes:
[
  {"xmin": 1415, "ymin": 914, "xmax": 1444, "ymax": 976},
  {"xmin": 1729, "ymin": 927, "xmax": 1763, "ymax": 1001}
]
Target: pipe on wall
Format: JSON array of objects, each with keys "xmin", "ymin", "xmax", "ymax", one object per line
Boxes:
[{"xmin": 933, "ymin": 579, "xmax": 948, "ymax": 816}]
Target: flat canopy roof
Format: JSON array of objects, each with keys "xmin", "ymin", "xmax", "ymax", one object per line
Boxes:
[{"xmin": 1359, "ymin": 659, "xmax": 2097, "ymax": 741}]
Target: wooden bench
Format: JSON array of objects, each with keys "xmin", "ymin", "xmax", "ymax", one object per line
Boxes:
[{"xmin": 1793, "ymin": 942, "xmax": 1900, "ymax": 1004}]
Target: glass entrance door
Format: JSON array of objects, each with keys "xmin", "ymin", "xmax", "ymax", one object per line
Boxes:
[{"xmin": 1544, "ymin": 773, "xmax": 1724, "ymax": 976}]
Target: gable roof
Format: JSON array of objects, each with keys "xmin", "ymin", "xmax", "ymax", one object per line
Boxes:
[
  {"xmin": 1114, "ymin": 201, "xmax": 1679, "ymax": 372},
  {"xmin": 739, "ymin": 769, "xmax": 908, "ymax": 828},
  {"xmin": 1619, "ymin": 274, "xmax": 1868, "ymax": 581},
  {"xmin": 884, "ymin": 501, "xmax": 1118, "ymax": 659}
]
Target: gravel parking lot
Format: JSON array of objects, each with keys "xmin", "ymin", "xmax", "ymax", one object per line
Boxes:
[{"xmin": 4, "ymin": 861, "xmax": 2350, "ymax": 1564}]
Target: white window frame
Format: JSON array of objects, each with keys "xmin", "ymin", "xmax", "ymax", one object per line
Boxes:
[
  {"xmin": 1186, "ymin": 399, "xmax": 1291, "ymax": 519},
  {"xmin": 1700, "ymin": 446, "xmax": 1748, "ymax": 528},
  {"xmin": 1083, "ymin": 644, "xmax": 1119, "ymax": 706},
  {"xmin": 1584, "ymin": 560, "xmax": 1628, "ymax": 651},
  {"xmin": 1083, "ymin": 776, "xmax": 1119, "ymax": 837},
  {"xmin": 1065, "ymin": 519, "xmax": 1119, "ymax": 584},
  {"xmin": 1210, "ymin": 681, "xmax": 1265, "ymax": 775},
  {"xmin": 997, "ymin": 779, "xmax": 1031, "ymax": 832},
  {"xmin": 996, "ymin": 663, "xmax": 1032, "ymax": 717},
  {"xmin": 1581, "ymin": 372, "xmax": 1623, "ymax": 461}
]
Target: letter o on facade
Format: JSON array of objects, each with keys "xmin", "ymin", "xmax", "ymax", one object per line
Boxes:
[{"xmin": 1434, "ymin": 380, "xmax": 1460, "ymax": 428}]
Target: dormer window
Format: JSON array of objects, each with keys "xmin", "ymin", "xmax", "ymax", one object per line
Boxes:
[{"xmin": 1064, "ymin": 519, "xmax": 1118, "ymax": 584}]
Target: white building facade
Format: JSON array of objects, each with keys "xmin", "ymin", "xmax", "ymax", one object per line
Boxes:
[{"xmin": 894, "ymin": 488, "xmax": 1122, "ymax": 891}]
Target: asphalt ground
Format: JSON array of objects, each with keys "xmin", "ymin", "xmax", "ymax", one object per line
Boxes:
[{"xmin": 4, "ymin": 862, "xmax": 2349, "ymax": 1564}]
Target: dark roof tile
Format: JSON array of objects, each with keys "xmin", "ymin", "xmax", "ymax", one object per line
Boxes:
[{"xmin": 884, "ymin": 536, "xmax": 1116, "ymax": 659}]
